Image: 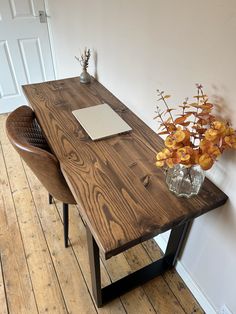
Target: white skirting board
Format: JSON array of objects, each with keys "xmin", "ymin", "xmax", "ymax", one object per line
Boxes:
[{"xmin": 154, "ymin": 235, "xmax": 217, "ymax": 314}]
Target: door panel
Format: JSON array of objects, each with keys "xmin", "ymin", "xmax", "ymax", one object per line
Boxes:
[
  {"xmin": 0, "ymin": 0, "xmax": 55, "ymax": 113},
  {"xmin": 19, "ymin": 37, "xmax": 45, "ymax": 83},
  {"xmin": 9, "ymin": 0, "xmax": 35, "ymax": 18},
  {"xmin": 0, "ymin": 40, "xmax": 19, "ymax": 98}
]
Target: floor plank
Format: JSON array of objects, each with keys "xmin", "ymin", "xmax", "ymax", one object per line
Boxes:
[
  {"xmin": 0, "ymin": 114, "xmax": 203, "ymax": 314},
  {"xmin": 102, "ymin": 253, "xmax": 156, "ymax": 314},
  {"xmin": 2, "ymin": 121, "xmax": 96, "ymax": 314},
  {"xmin": 23, "ymin": 163, "xmax": 102, "ymax": 314},
  {"xmin": 55, "ymin": 203, "xmax": 126, "ymax": 314},
  {"xmin": 0, "ymin": 142, "xmax": 38, "ymax": 314},
  {"xmin": 0, "ymin": 254, "xmax": 8, "ymax": 314},
  {"xmin": 124, "ymin": 246, "xmax": 185, "ymax": 314},
  {"xmin": 0, "ymin": 117, "xmax": 67, "ymax": 314},
  {"xmin": 26, "ymin": 162, "xmax": 155, "ymax": 314},
  {"xmin": 143, "ymin": 239, "xmax": 204, "ymax": 314}
]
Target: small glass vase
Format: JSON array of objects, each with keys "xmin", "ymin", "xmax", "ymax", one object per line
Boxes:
[
  {"xmin": 80, "ymin": 69, "xmax": 91, "ymax": 84},
  {"xmin": 165, "ymin": 164, "xmax": 205, "ymax": 198}
]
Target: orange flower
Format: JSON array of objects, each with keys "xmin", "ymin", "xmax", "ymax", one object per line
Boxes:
[
  {"xmin": 200, "ymin": 139, "xmax": 221, "ymax": 158},
  {"xmin": 156, "ymin": 152, "xmax": 166, "ymax": 167},
  {"xmin": 173, "ymin": 128, "xmax": 186, "ymax": 143},
  {"xmin": 212, "ymin": 121, "xmax": 226, "ymax": 134},
  {"xmin": 208, "ymin": 146, "xmax": 221, "ymax": 158},
  {"xmin": 164, "ymin": 136, "xmax": 177, "ymax": 148},
  {"xmin": 166, "ymin": 158, "xmax": 174, "ymax": 168},
  {"xmin": 204, "ymin": 128, "xmax": 219, "ymax": 141},
  {"xmin": 225, "ymin": 127, "xmax": 235, "ymax": 136},
  {"xmin": 155, "ymin": 161, "xmax": 164, "ymax": 167},
  {"xmin": 176, "ymin": 146, "xmax": 192, "ymax": 162},
  {"xmin": 199, "ymin": 153, "xmax": 214, "ymax": 170},
  {"xmin": 162, "ymin": 148, "xmax": 172, "ymax": 158},
  {"xmin": 156, "ymin": 148, "xmax": 177, "ymax": 167},
  {"xmin": 200, "ymin": 139, "xmax": 213, "ymax": 152},
  {"xmin": 224, "ymin": 135, "xmax": 236, "ymax": 148},
  {"xmin": 155, "ymin": 86, "xmax": 236, "ymax": 171}
]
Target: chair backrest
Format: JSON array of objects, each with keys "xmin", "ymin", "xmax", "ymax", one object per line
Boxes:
[{"xmin": 6, "ymin": 105, "xmax": 76, "ymax": 204}]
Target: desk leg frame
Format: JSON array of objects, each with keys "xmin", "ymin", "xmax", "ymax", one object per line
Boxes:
[{"xmin": 86, "ymin": 221, "xmax": 190, "ymax": 308}]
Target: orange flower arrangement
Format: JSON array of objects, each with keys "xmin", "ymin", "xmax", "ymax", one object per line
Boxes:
[{"xmin": 155, "ymin": 84, "xmax": 236, "ymax": 170}]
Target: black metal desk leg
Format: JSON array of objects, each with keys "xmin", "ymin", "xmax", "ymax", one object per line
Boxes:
[
  {"xmin": 86, "ymin": 227, "xmax": 102, "ymax": 307},
  {"xmin": 164, "ymin": 221, "xmax": 191, "ymax": 267},
  {"xmin": 49, "ymin": 193, "xmax": 53, "ymax": 204},
  {"xmin": 86, "ymin": 220, "xmax": 191, "ymax": 308}
]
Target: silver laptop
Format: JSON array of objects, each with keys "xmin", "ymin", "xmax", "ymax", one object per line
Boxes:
[{"xmin": 72, "ymin": 103, "xmax": 132, "ymax": 140}]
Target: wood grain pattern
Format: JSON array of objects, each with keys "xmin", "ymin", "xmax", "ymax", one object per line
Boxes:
[
  {"xmin": 0, "ymin": 113, "xmax": 204, "ymax": 313},
  {"xmin": 23, "ymin": 77, "xmax": 228, "ymax": 259}
]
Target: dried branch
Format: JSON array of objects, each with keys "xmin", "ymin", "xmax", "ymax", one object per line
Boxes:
[{"xmin": 75, "ymin": 48, "xmax": 91, "ymax": 70}]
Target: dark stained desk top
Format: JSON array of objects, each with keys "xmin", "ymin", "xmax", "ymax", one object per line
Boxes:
[{"xmin": 23, "ymin": 77, "xmax": 228, "ymax": 259}]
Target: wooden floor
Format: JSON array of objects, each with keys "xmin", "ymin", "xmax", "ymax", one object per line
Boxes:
[{"xmin": 0, "ymin": 114, "xmax": 204, "ymax": 314}]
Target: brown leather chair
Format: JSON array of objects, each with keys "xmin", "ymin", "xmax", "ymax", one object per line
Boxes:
[{"xmin": 6, "ymin": 105, "xmax": 76, "ymax": 247}]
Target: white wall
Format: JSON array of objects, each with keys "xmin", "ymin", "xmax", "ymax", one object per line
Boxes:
[{"xmin": 46, "ymin": 1, "xmax": 236, "ymax": 312}]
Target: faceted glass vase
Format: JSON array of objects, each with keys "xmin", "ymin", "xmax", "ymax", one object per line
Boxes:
[{"xmin": 165, "ymin": 164, "xmax": 205, "ymax": 198}]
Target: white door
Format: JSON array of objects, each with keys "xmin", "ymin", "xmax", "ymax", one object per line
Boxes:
[{"xmin": 0, "ymin": 0, "xmax": 55, "ymax": 113}]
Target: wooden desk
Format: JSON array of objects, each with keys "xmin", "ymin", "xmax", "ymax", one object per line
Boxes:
[{"xmin": 23, "ymin": 77, "xmax": 228, "ymax": 307}]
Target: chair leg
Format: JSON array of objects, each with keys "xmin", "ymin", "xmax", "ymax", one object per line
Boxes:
[
  {"xmin": 63, "ymin": 203, "xmax": 69, "ymax": 248},
  {"xmin": 49, "ymin": 193, "xmax": 53, "ymax": 204}
]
